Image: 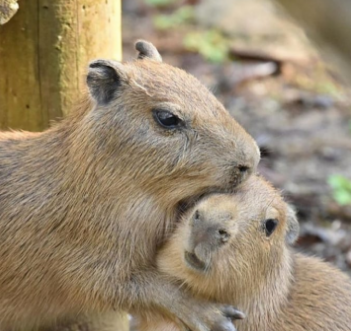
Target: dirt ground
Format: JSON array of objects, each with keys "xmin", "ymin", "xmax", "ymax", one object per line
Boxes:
[{"xmin": 122, "ymin": 0, "xmax": 351, "ymax": 275}]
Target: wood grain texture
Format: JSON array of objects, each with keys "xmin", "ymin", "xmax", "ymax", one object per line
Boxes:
[
  {"xmin": 0, "ymin": 0, "xmax": 122, "ymax": 131},
  {"xmin": 0, "ymin": 1, "xmax": 127, "ymax": 329}
]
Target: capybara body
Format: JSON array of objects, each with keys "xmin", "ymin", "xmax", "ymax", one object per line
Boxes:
[
  {"xmin": 0, "ymin": 41, "xmax": 260, "ymax": 330},
  {"xmin": 139, "ymin": 175, "xmax": 351, "ymax": 331}
]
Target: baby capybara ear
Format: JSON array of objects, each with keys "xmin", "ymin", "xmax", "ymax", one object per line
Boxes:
[
  {"xmin": 86, "ymin": 59, "xmax": 128, "ymax": 105},
  {"xmin": 135, "ymin": 40, "xmax": 162, "ymax": 62},
  {"xmin": 285, "ymin": 204, "xmax": 300, "ymax": 244}
]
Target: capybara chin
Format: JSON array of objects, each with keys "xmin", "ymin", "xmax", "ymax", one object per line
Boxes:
[
  {"xmin": 0, "ymin": 40, "xmax": 259, "ymax": 330},
  {"xmin": 139, "ymin": 175, "xmax": 351, "ymax": 331}
]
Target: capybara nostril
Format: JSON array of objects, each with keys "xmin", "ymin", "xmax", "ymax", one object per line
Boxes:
[
  {"xmin": 230, "ymin": 164, "xmax": 252, "ymax": 187},
  {"xmin": 194, "ymin": 210, "xmax": 200, "ymax": 221},
  {"xmin": 218, "ymin": 228, "xmax": 230, "ymax": 243},
  {"xmin": 190, "ymin": 209, "xmax": 201, "ymax": 227},
  {"xmin": 191, "ymin": 222, "xmax": 230, "ymax": 250}
]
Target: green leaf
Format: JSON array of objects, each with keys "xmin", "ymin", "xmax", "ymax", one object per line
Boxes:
[
  {"xmin": 145, "ymin": 0, "xmax": 176, "ymax": 8},
  {"xmin": 153, "ymin": 6, "xmax": 194, "ymax": 30},
  {"xmin": 334, "ymin": 190, "xmax": 351, "ymax": 205},
  {"xmin": 183, "ymin": 30, "xmax": 230, "ymax": 63},
  {"xmin": 328, "ymin": 175, "xmax": 351, "ymax": 206}
]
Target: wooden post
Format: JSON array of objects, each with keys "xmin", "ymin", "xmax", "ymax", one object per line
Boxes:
[
  {"xmin": 0, "ymin": 1, "xmax": 128, "ymax": 329},
  {"xmin": 0, "ymin": 0, "xmax": 122, "ymax": 131}
]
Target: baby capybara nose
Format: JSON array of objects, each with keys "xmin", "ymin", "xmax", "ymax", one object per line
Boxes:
[
  {"xmin": 190, "ymin": 210, "xmax": 230, "ymax": 249},
  {"xmin": 185, "ymin": 210, "xmax": 231, "ymax": 271}
]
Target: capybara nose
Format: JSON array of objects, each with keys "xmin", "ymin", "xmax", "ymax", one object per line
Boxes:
[
  {"xmin": 185, "ymin": 210, "xmax": 231, "ymax": 271},
  {"xmin": 247, "ymin": 139, "xmax": 260, "ymax": 172},
  {"xmin": 190, "ymin": 210, "xmax": 230, "ymax": 248},
  {"xmin": 229, "ymin": 143, "xmax": 260, "ymax": 187},
  {"xmin": 230, "ymin": 163, "xmax": 252, "ymax": 187},
  {"xmin": 233, "ymin": 139, "xmax": 260, "ymax": 186}
]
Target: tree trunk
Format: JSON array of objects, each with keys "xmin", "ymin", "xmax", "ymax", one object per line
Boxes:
[
  {"xmin": 0, "ymin": 1, "xmax": 127, "ymax": 329},
  {"xmin": 0, "ymin": 0, "xmax": 122, "ymax": 131}
]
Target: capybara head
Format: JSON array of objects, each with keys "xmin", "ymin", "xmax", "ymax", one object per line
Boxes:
[
  {"xmin": 81, "ymin": 40, "xmax": 260, "ymax": 210},
  {"xmin": 157, "ymin": 175, "xmax": 299, "ymax": 301}
]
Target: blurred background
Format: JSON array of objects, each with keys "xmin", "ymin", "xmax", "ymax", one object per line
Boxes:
[
  {"xmin": 1, "ymin": 0, "xmax": 351, "ymax": 276},
  {"xmin": 122, "ymin": 0, "xmax": 351, "ymax": 274}
]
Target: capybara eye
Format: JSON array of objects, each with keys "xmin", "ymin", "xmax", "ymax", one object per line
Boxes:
[
  {"xmin": 153, "ymin": 109, "xmax": 184, "ymax": 129},
  {"xmin": 238, "ymin": 165, "xmax": 249, "ymax": 173},
  {"xmin": 264, "ymin": 219, "xmax": 278, "ymax": 237}
]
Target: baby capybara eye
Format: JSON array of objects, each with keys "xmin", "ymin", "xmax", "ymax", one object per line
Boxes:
[
  {"xmin": 238, "ymin": 165, "xmax": 250, "ymax": 173},
  {"xmin": 153, "ymin": 109, "xmax": 184, "ymax": 129},
  {"xmin": 264, "ymin": 219, "xmax": 278, "ymax": 237}
]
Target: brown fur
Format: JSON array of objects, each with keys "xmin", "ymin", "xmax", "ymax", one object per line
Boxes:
[
  {"xmin": 0, "ymin": 41, "xmax": 260, "ymax": 330},
  {"xmin": 139, "ymin": 175, "xmax": 351, "ymax": 331}
]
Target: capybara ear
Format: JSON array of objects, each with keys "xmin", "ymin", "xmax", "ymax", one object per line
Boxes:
[
  {"xmin": 135, "ymin": 40, "xmax": 162, "ymax": 62},
  {"xmin": 286, "ymin": 204, "xmax": 300, "ymax": 244},
  {"xmin": 87, "ymin": 59, "xmax": 128, "ymax": 105}
]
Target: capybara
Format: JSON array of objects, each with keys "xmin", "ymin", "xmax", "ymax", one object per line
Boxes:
[
  {"xmin": 0, "ymin": 40, "xmax": 259, "ymax": 330},
  {"xmin": 139, "ymin": 175, "xmax": 351, "ymax": 331}
]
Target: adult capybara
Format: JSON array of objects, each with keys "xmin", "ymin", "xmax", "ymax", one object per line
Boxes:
[{"xmin": 0, "ymin": 40, "xmax": 259, "ymax": 330}]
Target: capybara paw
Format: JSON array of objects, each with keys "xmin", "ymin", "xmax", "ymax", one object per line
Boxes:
[
  {"xmin": 184, "ymin": 304, "xmax": 245, "ymax": 331},
  {"xmin": 209, "ymin": 305, "xmax": 244, "ymax": 331},
  {"xmin": 221, "ymin": 305, "xmax": 245, "ymax": 321}
]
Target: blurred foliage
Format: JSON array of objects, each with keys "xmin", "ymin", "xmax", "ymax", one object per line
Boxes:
[
  {"xmin": 145, "ymin": 0, "xmax": 177, "ymax": 8},
  {"xmin": 328, "ymin": 175, "xmax": 351, "ymax": 206},
  {"xmin": 183, "ymin": 30, "xmax": 230, "ymax": 63},
  {"xmin": 149, "ymin": 0, "xmax": 230, "ymax": 63},
  {"xmin": 153, "ymin": 6, "xmax": 194, "ymax": 30},
  {"xmin": 291, "ymin": 62, "xmax": 344, "ymax": 99}
]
